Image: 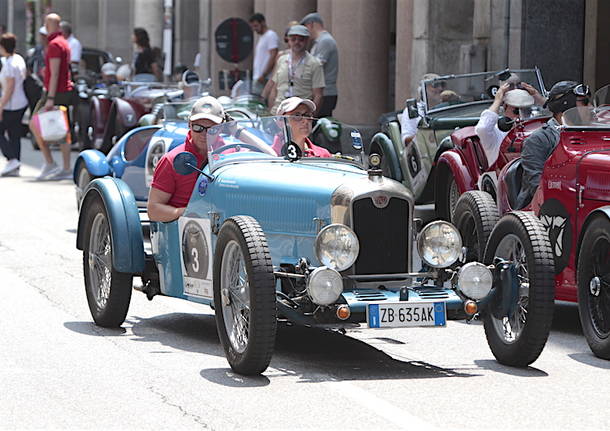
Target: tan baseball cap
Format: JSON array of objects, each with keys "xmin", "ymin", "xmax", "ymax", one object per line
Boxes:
[
  {"xmin": 189, "ymin": 96, "xmax": 225, "ymax": 123},
  {"xmin": 277, "ymin": 97, "xmax": 316, "ymax": 115}
]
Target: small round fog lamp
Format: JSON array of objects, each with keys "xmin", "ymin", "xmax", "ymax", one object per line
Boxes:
[
  {"xmin": 457, "ymin": 262, "xmax": 493, "ymax": 300},
  {"xmin": 307, "ymin": 267, "xmax": 343, "ymax": 306}
]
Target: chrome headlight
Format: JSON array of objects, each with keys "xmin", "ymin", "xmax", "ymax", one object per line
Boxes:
[
  {"xmin": 315, "ymin": 224, "xmax": 360, "ymax": 272},
  {"xmin": 457, "ymin": 262, "xmax": 493, "ymax": 300},
  {"xmin": 307, "ymin": 267, "xmax": 343, "ymax": 305},
  {"xmin": 417, "ymin": 221, "xmax": 462, "ymax": 268}
]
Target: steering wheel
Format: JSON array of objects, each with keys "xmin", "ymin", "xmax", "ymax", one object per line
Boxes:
[{"xmin": 211, "ymin": 142, "xmax": 268, "ymax": 155}]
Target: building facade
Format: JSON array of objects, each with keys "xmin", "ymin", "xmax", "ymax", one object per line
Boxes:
[{"xmin": 1, "ymin": 0, "xmax": 607, "ymax": 125}]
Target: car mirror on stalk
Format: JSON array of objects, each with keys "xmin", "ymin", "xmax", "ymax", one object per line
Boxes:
[
  {"xmin": 497, "ymin": 116, "xmax": 514, "ymax": 132},
  {"xmin": 173, "ymin": 151, "xmax": 214, "ymax": 182},
  {"xmin": 406, "ymin": 98, "xmax": 418, "ymax": 119}
]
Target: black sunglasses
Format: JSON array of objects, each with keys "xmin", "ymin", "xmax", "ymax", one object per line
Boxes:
[{"xmin": 191, "ymin": 123, "xmax": 215, "ymax": 133}]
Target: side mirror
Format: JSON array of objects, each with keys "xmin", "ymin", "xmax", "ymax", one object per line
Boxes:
[
  {"xmin": 173, "ymin": 152, "xmax": 198, "ymax": 176},
  {"xmin": 497, "ymin": 116, "xmax": 514, "ymax": 132},
  {"xmin": 406, "ymin": 98, "xmax": 418, "ymax": 119}
]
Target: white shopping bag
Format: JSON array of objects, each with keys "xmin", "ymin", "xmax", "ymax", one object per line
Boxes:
[{"xmin": 33, "ymin": 107, "xmax": 69, "ymax": 142}]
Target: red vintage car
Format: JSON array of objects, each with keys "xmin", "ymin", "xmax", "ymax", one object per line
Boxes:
[
  {"xmin": 436, "ymin": 110, "xmax": 549, "ymax": 221},
  {"xmin": 454, "ymin": 85, "xmax": 610, "ymax": 360},
  {"xmin": 85, "ymin": 82, "xmax": 182, "ymax": 154}
]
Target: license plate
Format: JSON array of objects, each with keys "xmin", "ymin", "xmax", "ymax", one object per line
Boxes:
[{"xmin": 367, "ymin": 302, "xmax": 446, "ymax": 328}]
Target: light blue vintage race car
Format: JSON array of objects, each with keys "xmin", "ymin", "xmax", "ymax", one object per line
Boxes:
[{"xmin": 75, "ymin": 116, "xmax": 552, "ymax": 375}]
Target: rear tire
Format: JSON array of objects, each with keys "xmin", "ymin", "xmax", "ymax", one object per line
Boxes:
[
  {"xmin": 482, "ymin": 211, "xmax": 555, "ymax": 366},
  {"xmin": 213, "ymin": 216, "xmax": 277, "ymax": 375},
  {"xmin": 454, "ymin": 191, "xmax": 499, "ymax": 262},
  {"xmin": 75, "ymin": 163, "xmax": 93, "ymax": 209},
  {"xmin": 436, "ymin": 169, "xmax": 460, "ymax": 222},
  {"xmin": 82, "ymin": 197, "xmax": 133, "ymax": 327},
  {"xmin": 577, "ymin": 216, "xmax": 610, "ymax": 359}
]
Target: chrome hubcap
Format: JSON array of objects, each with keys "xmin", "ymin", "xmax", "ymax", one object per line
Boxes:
[
  {"xmin": 591, "ymin": 276, "xmax": 602, "ymax": 297},
  {"xmin": 220, "ymin": 240, "xmax": 250, "ymax": 353},
  {"xmin": 88, "ymin": 212, "xmax": 112, "ymax": 309}
]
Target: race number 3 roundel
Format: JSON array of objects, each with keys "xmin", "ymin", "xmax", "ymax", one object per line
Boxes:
[
  {"xmin": 539, "ymin": 198, "xmax": 572, "ymax": 274},
  {"xmin": 181, "ymin": 220, "xmax": 209, "ymax": 280}
]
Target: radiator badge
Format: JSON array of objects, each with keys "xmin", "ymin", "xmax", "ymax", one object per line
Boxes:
[{"xmin": 371, "ymin": 193, "xmax": 389, "ymax": 208}]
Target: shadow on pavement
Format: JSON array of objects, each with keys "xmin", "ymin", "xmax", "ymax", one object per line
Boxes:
[
  {"xmin": 551, "ymin": 301, "xmax": 583, "ymax": 335},
  {"xmin": 65, "ymin": 312, "xmax": 479, "ymax": 385},
  {"xmin": 567, "ymin": 352, "xmax": 610, "ymax": 369},
  {"xmin": 473, "ymin": 359, "xmax": 548, "ymax": 377}
]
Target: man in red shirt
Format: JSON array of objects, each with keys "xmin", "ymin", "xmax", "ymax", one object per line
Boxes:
[
  {"xmin": 29, "ymin": 12, "xmax": 75, "ymax": 181},
  {"xmin": 148, "ymin": 96, "xmax": 226, "ymax": 222}
]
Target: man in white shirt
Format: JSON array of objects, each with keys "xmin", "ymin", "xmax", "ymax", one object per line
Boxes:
[
  {"xmin": 249, "ymin": 13, "xmax": 278, "ymax": 96},
  {"xmin": 60, "ymin": 21, "xmax": 81, "ymax": 74},
  {"xmin": 475, "ymin": 82, "xmax": 543, "ymax": 167}
]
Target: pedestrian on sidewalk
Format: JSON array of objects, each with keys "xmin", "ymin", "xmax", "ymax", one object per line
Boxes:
[
  {"xmin": 29, "ymin": 13, "xmax": 74, "ymax": 181},
  {"xmin": 249, "ymin": 13, "xmax": 279, "ymax": 96},
  {"xmin": 60, "ymin": 21, "xmax": 81, "ymax": 78},
  {"xmin": 0, "ymin": 33, "xmax": 28, "ymax": 177},
  {"xmin": 300, "ymin": 13, "xmax": 338, "ymax": 118}
]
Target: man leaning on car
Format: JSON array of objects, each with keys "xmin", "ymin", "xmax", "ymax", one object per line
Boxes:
[{"xmin": 147, "ymin": 96, "xmax": 226, "ymax": 222}]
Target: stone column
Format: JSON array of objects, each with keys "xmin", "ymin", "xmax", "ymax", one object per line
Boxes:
[
  {"xmin": 316, "ymin": 0, "xmax": 333, "ymax": 32},
  {"xmin": 197, "ymin": 0, "xmax": 211, "ymax": 79},
  {"xmin": 332, "ymin": 0, "xmax": 390, "ymax": 124},
  {"xmin": 98, "ymin": 0, "xmax": 134, "ymax": 64},
  {"xmin": 260, "ymin": 0, "xmax": 316, "ymax": 49},
  {"xmin": 72, "ymin": 0, "xmax": 98, "ymax": 48},
  {"xmin": 210, "ymin": 0, "xmax": 254, "ymax": 95},
  {"xmin": 51, "ymin": 0, "xmax": 73, "ymax": 21},
  {"xmin": 175, "ymin": 0, "xmax": 200, "ymax": 68},
  {"xmin": 133, "ymin": 0, "xmax": 164, "ymax": 49},
  {"xmin": 394, "ymin": 0, "xmax": 413, "ymax": 108}
]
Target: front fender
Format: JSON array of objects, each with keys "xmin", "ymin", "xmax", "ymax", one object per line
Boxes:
[
  {"xmin": 74, "ymin": 150, "xmax": 112, "ymax": 181},
  {"xmin": 436, "ymin": 150, "xmax": 475, "ymax": 193},
  {"xmin": 76, "ymin": 177, "xmax": 145, "ymax": 274},
  {"xmin": 576, "ymin": 205, "xmax": 610, "ymax": 265},
  {"xmin": 115, "ymin": 98, "xmax": 141, "ymax": 128},
  {"xmin": 369, "ymin": 132, "xmax": 403, "ymax": 182}
]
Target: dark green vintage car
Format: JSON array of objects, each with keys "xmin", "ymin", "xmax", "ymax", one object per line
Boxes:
[{"xmin": 369, "ymin": 69, "xmax": 547, "ymax": 217}]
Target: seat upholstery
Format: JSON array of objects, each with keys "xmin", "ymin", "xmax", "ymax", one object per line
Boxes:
[{"xmin": 504, "ymin": 159, "xmax": 523, "ymax": 210}]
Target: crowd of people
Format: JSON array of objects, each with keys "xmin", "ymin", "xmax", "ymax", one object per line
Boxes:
[{"xmin": 0, "ymin": 10, "xmax": 596, "ymax": 216}]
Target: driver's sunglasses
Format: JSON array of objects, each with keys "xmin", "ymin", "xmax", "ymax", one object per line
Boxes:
[
  {"xmin": 191, "ymin": 123, "xmax": 216, "ymax": 133},
  {"xmin": 289, "ymin": 113, "xmax": 316, "ymax": 122}
]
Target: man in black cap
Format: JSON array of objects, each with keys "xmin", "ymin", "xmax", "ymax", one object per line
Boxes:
[
  {"xmin": 516, "ymin": 81, "xmax": 591, "ymax": 208},
  {"xmin": 301, "ymin": 12, "xmax": 338, "ymax": 117}
]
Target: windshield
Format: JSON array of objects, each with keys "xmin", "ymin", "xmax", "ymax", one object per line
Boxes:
[
  {"xmin": 159, "ymin": 101, "xmax": 196, "ymax": 121},
  {"xmin": 206, "ymin": 116, "xmax": 363, "ymax": 171},
  {"xmin": 594, "ymin": 84, "xmax": 610, "ymax": 108},
  {"xmin": 563, "ymin": 105, "xmax": 610, "ymax": 128},
  {"xmin": 423, "ymin": 69, "xmax": 545, "ymax": 113}
]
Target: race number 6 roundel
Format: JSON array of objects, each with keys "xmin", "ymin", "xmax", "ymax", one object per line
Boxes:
[{"xmin": 181, "ymin": 220, "xmax": 209, "ymax": 279}]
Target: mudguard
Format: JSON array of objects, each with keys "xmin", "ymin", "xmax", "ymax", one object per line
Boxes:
[
  {"xmin": 576, "ymin": 205, "xmax": 610, "ymax": 259},
  {"xmin": 115, "ymin": 98, "xmax": 142, "ymax": 129},
  {"xmin": 369, "ymin": 132, "xmax": 403, "ymax": 182},
  {"xmin": 74, "ymin": 149, "xmax": 112, "ymax": 180},
  {"xmin": 436, "ymin": 150, "xmax": 475, "ymax": 193},
  {"xmin": 76, "ymin": 178, "xmax": 145, "ymax": 274}
]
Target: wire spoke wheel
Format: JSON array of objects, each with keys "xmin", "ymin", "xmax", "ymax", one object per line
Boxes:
[
  {"xmin": 213, "ymin": 216, "xmax": 276, "ymax": 375},
  {"xmin": 578, "ymin": 216, "xmax": 610, "ymax": 358},
  {"xmin": 483, "ymin": 212, "xmax": 554, "ymax": 367},
  {"xmin": 83, "ymin": 197, "xmax": 132, "ymax": 328}
]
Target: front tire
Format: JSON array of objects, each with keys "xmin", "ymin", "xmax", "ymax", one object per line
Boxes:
[
  {"xmin": 577, "ymin": 216, "xmax": 610, "ymax": 359},
  {"xmin": 213, "ymin": 216, "xmax": 277, "ymax": 375},
  {"xmin": 83, "ymin": 197, "xmax": 133, "ymax": 327},
  {"xmin": 454, "ymin": 191, "xmax": 499, "ymax": 262},
  {"xmin": 483, "ymin": 211, "xmax": 555, "ymax": 366},
  {"xmin": 436, "ymin": 169, "xmax": 460, "ymax": 222}
]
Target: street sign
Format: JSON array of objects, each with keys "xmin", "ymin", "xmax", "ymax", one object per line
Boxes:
[{"xmin": 214, "ymin": 17, "xmax": 253, "ymax": 63}]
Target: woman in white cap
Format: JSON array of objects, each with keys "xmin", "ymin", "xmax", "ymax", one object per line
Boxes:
[
  {"xmin": 274, "ymin": 96, "xmax": 330, "ymax": 158},
  {"xmin": 147, "ymin": 95, "xmax": 226, "ymax": 222}
]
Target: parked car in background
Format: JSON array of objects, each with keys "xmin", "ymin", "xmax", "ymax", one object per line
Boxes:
[
  {"xmin": 75, "ymin": 116, "xmax": 550, "ymax": 376},
  {"xmin": 370, "ymin": 69, "xmax": 547, "ymax": 214},
  {"xmin": 453, "ymin": 85, "xmax": 610, "ymax": 360}
]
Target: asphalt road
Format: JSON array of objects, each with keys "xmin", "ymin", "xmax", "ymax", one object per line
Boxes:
[{"xmin": 1, "ymin": 141, "xmax": 610, "ymax": 430}]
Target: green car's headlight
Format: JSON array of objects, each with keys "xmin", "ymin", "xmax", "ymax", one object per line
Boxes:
[
  {"xmin": 315, "ymin": 224, "xmax": 360, "ymax": 272},
  {"xmin": 417, "ymin": 221, "xmax": 462, "ymax": 268}
]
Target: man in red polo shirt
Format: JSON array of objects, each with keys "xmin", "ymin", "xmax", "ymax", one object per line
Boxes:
[
  {"xmin": 30, "ymin": 12, "xmax": 75, "ymax": 181},
  {"xmin": 148, "ymin": 96, "xmax": 226, "ymax": 222}
]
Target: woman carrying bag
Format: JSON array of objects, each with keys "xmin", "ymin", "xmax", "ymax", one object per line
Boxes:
[{"xmin": 0, "ymin": 33, "xmax": 28, "ymax": 177}]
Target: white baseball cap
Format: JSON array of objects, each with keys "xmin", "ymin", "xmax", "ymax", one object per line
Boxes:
[
  {"xmin": 504, "ymin": 89, "xmax": 535, "ymax": 108},
  {"xmin": 101, "ymin": 62, "xmax": 117, "ymax": 76},
  {"xmin": 189, "ymin": 96, "xmax": 225, "ymax": 124},
  {"xmin": 277, "ymin": 97, "xmax": 316, "ymax": 115}
]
